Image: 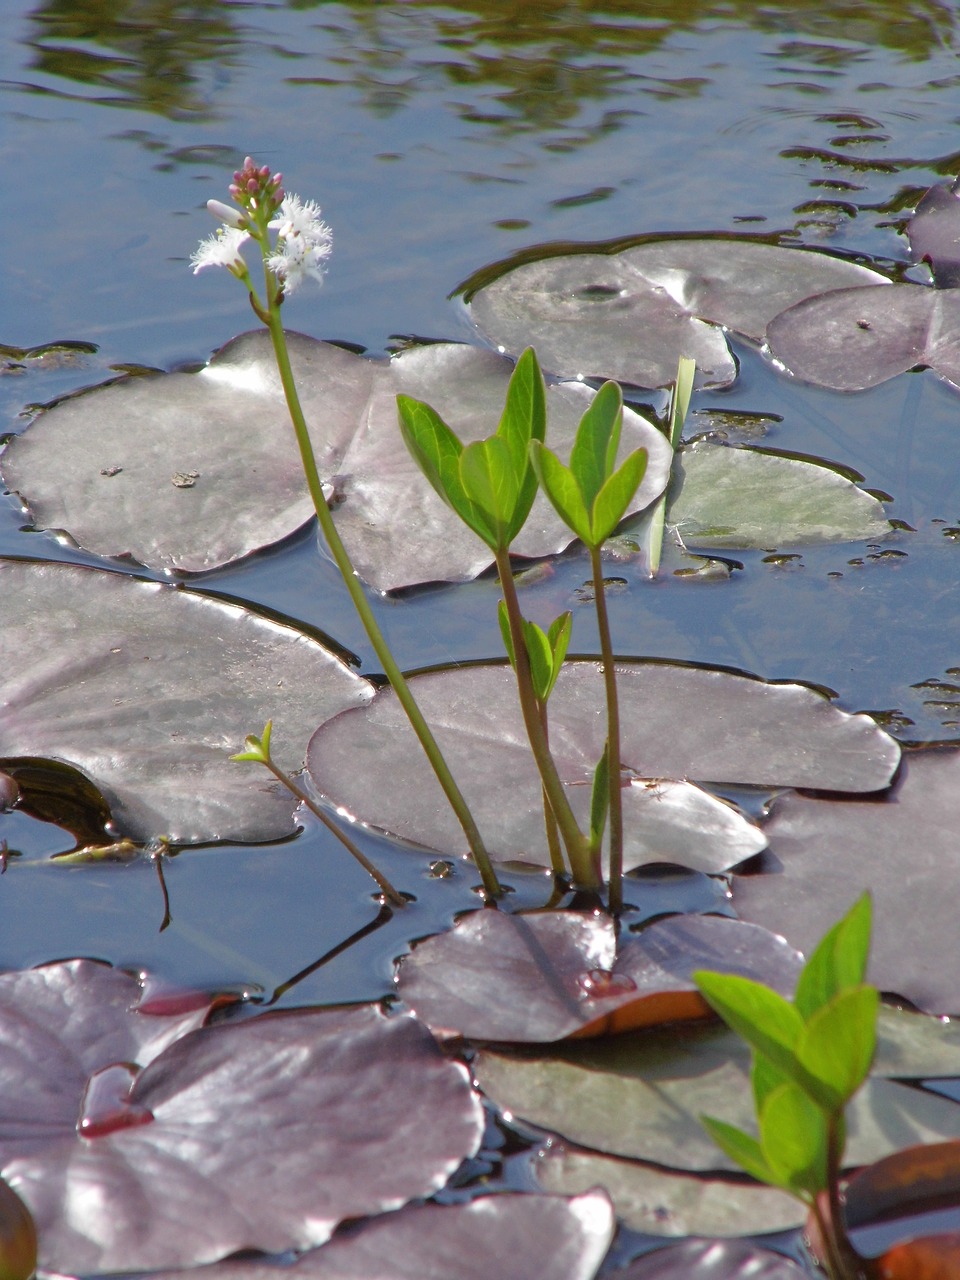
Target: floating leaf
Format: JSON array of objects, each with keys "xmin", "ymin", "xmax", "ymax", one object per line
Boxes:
[
  {"xmin": 732, "ymin": 749, "xmax": 960, "ymax": 1015},
  {"xmin": 474, "ymin": 1022, "xmax": 960, "ymax": 1175},
  {"xmin": 0, "ymin": 962, "xmax": 482, "ymax": 1273},
  {"xmin": 535, "ymin": 1147, "xmax": 803, "ymax": 1238},
  {"xmin": 765, "ymin": 283, "xmax": 960, "ymax": 392},
  {"xmin": 1, "ymin": 333, "xmax": 671, "ymax": 591},
  {"xmin": 307, "ymin": 660, "xmax": 898, "ymax": 870},
  {"xmin": 907, "ymin": 179, "xmax": 960, "ymax": 288},
  {"xmin": 397, "ymin": 911, "xmax": 803, "ymax": 1043},
  {"xmin": 467, "ymin": 239, "xmax": 886, "ymax": 388},
  {"xmin": 0, "ymin": 561, "xmax": 373, "ymax": 844},
  {"xmin": 144, "ymin": 1190, "xmax": 615, "ymax": 1280},
  {"xmin": 604, "ymin": 1237, "xmax": 810, "ymax": 1278},
  {"xmin": 665, "ymin": 443, "xmax": 892, "ymax": 548},
  {"xmin": 845, "ymin": 1140, "xmax": 960, "ymax": 1231},
  {"xmin": 0, "ymin": 1179, "xmax": 35, "ymax": 1280}
]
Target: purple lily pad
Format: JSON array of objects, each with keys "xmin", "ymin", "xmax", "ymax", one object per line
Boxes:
[
  {"xmin": 0, "ymin": 961, "xmax": 482, "ymax": 1273},
  {"xmin": 766, "ymin": 282, "xmax": 960, "ymax": 392},
  {"xmin": 0, "ymin": 334, "xmax": 671, "ymax": 592},
  {"xmin": 606, "ymin": 1238, "xmax": 809, "ymax": 1278},
  {"xmin": 145, "ymin": 1190, "xmax": 615, "ymax": 1280},
  {"xmin": 0, "ymin": 560, "xmax": 373, "ymax": 844},
  {"xmin": 467, "ymin": 239, "xmax": 886, "ymax": 388},
  {"xmin": 733, "ymin": 747, "xmax": 960, "ymax": 1015},
  {"xmin": 907, "ymin": 178, "xmax": 960, "ymax": 288},
  {"xmin": 306, "ymin": 660, "xmax": 899, "ymax": 871},
  {"xmin": 397, "ymin": 911, "xmax": 803, "ymax": 1043}
]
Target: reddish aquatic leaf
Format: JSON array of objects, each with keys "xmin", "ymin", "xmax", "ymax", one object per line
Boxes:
[
  {"xmin": 733, "ymin": 748, "xmax": 960, "ymax": 1015},
  {"xmin": 908, "ymin": 179, "xmax": 960, "ymax": 288},
  {"xmin": 607, "ymin": 1238, "xmax": 809, "ymax": 1278},
  {"xmin": 0, "ymin": 963, "xmax": 482, "ymax": 1273},
  {"xmin": 146, "ymin": 1190, "xmax": 615, "ymax": 1280},
  {"xmin": 844, "ymin": 1141, "xmax": 960, "ymax": 1229},
  {"xmin": 0, "ymin": 1178, "xmax": 35, "ymax": 1280},
  {"xmin": 874, "ymin": 1236, "xmax": 960, "ymax": 1279},
  {"xmin": 398, "ymin": 910, "xmax": 802, "ymax": 1043}
]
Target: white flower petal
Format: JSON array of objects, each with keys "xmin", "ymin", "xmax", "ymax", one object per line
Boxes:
[{"xmin": 190, "ymin": 226, "xmax": 250, "ymax": 274}]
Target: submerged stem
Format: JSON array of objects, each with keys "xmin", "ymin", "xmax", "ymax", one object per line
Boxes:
[
  {"xmin": 495, "ymin": 549, "xmax": 598, "ymax": 888},
  {"xmin": 262, "ymin": 300, "xmax": 502, "ymax": 900},
  {"xmin": 589, "ymin": 545, "xmax": 624, "ymax": 912},
  {"xmin": 258, "ymin": 753, "xmax": 406, "ymax": 907}
]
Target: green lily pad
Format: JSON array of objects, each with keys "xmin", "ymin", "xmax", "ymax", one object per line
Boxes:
[
  {"xmin": 534, "ymin": 1147, "xmax": 803, "ymax": 1237},
  {"xmin": 475, "ymin": 1021, "xmax": 960, "ymax": 1174},
  {"xmin": 665, "ymin": 442, "xmax": 892, "ymax": 549}
]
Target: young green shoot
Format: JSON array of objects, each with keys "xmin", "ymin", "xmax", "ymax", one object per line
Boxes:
[
  {"xmin": 194, "ymin": 158, "xmax": 502, "ymax": 901},
  {"xmin": 398, "ymin": 349, "xmax": 598, "ymax": 888},
  {"xmin": 646, "ymin": 355, "xmax": 695, "ymax": 576},
  {"xmin": 232, "ymin": 722, "xmax": 406, "ymax": 907},
  {"xmin": 694, "ymin": 893, "xmax": 877, "ymax": 1280},
  {"xmin": 530, "ymin": 380, "xmax": 649, "ymax": 911}
]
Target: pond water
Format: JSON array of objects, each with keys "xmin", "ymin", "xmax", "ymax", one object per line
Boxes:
[{"xmin": 3, "ymin": 0, "xmax": 960, "ymax": 1269}]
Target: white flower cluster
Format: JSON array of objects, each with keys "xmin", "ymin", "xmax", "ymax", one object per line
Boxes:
[
  {"xmin": 191, "ymin": 193, "xmax": 332, "ymax": 294},
  {"xmin": 266, "ymin": 195, "xmax": 333, "ymax": 294}
]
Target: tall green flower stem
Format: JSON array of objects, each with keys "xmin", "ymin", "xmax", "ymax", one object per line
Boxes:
[
  {"xmin": 232, "ymin": 722, "xmax": 406, "ymax": 907},
  {"xmin": 587, "ymin": 545, "xmax": 625, "ymax": 912},
  {"xmin": 495, "ymin": 551, "xmax": 599, "ymax": 888},
  {"xmin": 193, "ymin": 160, "xmax": 502, "ymax": 900},
  {"xmin": 260, "ymin": 296, "xmax": 502, "ymax": 900}
]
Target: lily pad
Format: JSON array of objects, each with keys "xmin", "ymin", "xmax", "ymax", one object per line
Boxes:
[
  {"xmin": 467, "ymin": 239, "xmax": 886, "ymax": 388},
  {"xmin": 605, "ymin": 1238, "xmax": 810, "ymax": 1278},
  {"xmin": 145, "ymin": 1191, "xmax": 615, "ymax": 1280},
  {"xmin": 535, "ymin": 1147, "xmax": 803, "ymax": 1238},
  {"xmin": 0, "ymin": 962, "xmax": 482, "ymax": 1273},
  {"xmin": 0, "ymin": 560, "xmax": 373, "ymax": 844},
  {"xmin": 397, "ymin": 911, "xmax": 803, "ymax": 1043},
  {"xmin": 475, "ymin": 1023, "xmax": 960, "ymax": 1174},
  {"xmin": 733, "ymin": 748, "xmax": 960, "ymax": 1015},
  {"xmin": 306, "ymin": 660, "xmax": 899, "ymax": 869},
  {"xmin": 0, "ymin": 333, "xmax": 672, "ymax": 591},
  {"xmin": 907, "ymin": 178, "xmax": 960, "ymax": 288},
  {"xmin": 665, "ymin": 442, "xmax": 892, "ymax": 548},
  {"xmin": 765, "ymin": 283, "xmax": 960, "ymax": 392}
]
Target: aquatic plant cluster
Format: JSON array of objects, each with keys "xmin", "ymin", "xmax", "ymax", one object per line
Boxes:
[{"xmin": 3, "ymin": 160, "xmax": 960, "ymax": 1277}]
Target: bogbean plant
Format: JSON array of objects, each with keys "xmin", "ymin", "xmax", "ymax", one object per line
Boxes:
[
  {"xmin": 195, "ymin": 166, "xmax": 882, "ymax": 1275},
  {"xmin": 695, "ymin": 893, "xmax": 877, "ymax": 1280},
  {"xmin": 195, "ymin": 157, "xmax": 661, "ymax": 909}
]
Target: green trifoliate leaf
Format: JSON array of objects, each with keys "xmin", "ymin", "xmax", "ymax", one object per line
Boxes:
[
  {"xmin": 529, "ymin": 442, "xmax": 593, "ymax": 545},
  {"xmin": 544, "ymin": 611, "xmax": 572, "ymax": 700},
  {"xmin": 398, "ymin": 394, "xmax": 495, "ymax": 544},
  {"xmin": 699, "ymin": 1116, "xmax": 775, "ymax": 1186},
  {"xmin": 459, "ymin": 436, "xmax": 520, "ymax": 550},
  {"xmin": 751, "ymin": 1052, "xmax": 792, "ymax": 1114},
  {"xmin": 230, "ymin": 720, "xmax": 274, "ymax": 764},
  {"xmin": 692, "ymin": 972, "xmax": 806, "ymax": 1086},
  {"xmin": 589, "ymin": 448, "xmax": 649, "ymax": 545},
  {"xmin": 759, "ymin": 1081, "xmax": 828, "ymax": 1199},
  {"xmin": 496, "ymin": 348, "xmax": 547, "ymax": 541},
  {"xmin": 796, "ymin": 985, "xmax": 879, "ymax": 1108},
  {"xmin": 521, "ymin": 619, "xmax": 556, "ymax": 703},
  {"xmin": 569, "ymin": 380, "xmax": 624, "ymax": 509},
  {"xmin": 589, "ymin": 744, "xmax": 610, "ymax": 848},
  {"xmin": 794, "ymin": 892, "xmax": 872, "ymax": 1020}
]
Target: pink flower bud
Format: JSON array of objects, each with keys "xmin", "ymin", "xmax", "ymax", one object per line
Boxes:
[{"xmin": 206, "ymin": 199, "xmax": 246, "ymax": 228}]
